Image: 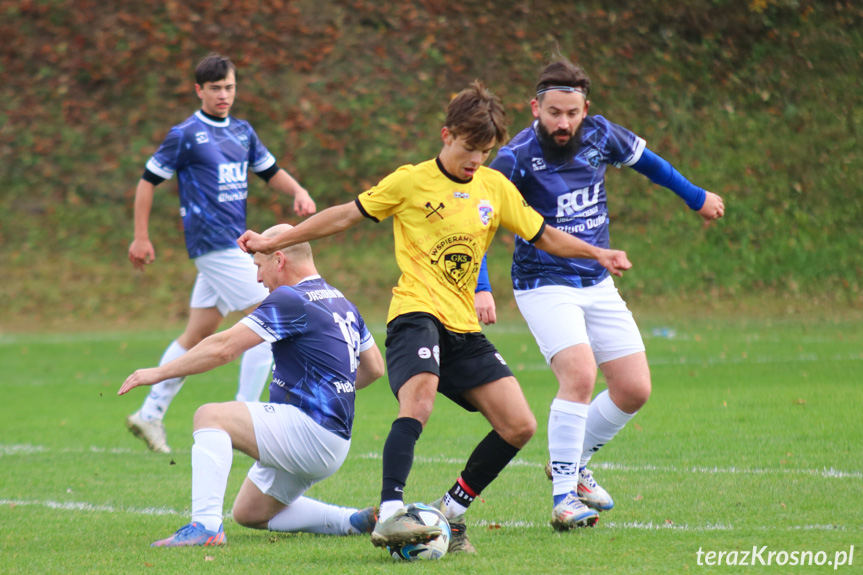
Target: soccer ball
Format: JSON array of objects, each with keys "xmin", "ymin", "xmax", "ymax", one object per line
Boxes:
[{"xmin": 387, "ymin": 502, "xmax": 451, "ymax": 561}]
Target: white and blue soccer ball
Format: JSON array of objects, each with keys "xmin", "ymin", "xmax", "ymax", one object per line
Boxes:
[{"xmin": 388, "ymin": 502, "xmax": 451, "ymax": 561}]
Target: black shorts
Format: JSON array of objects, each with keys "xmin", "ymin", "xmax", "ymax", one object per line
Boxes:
[{"xmin": 385, "ymin": 312, "xmax": 514, "ymax": 411}]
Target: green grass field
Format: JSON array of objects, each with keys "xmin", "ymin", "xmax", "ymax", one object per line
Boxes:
[{"xmin": 1, "ymin": 315, "xmax": 861, "ymax": 574}]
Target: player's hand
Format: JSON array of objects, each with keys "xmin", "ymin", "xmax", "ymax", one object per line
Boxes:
[
  {"xmin": 475, "ymin": 290, "xmax": 497, "ymax": 325},
  {"xmin": 698, "ymin": 191, "xmax": 725, "ymax": 222},
  {"xmin": 237, "ymin": 230, "xmax": 274, "ymax": 254},
  {"xmin": 597, "ymin": 248, "xmax": 632, "ymax": 277},
  {"xmin": 117, "ymin": 368, "xmax": 162, "ymax": 395},
  {"xmin": 128, "ymin": 239, "xmax": 155, "ymax": 271},
  {"xmin": 293, "ymin": 188, "xmax": 317, "ymax": 218}
]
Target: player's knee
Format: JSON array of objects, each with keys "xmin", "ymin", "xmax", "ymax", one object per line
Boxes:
[
  {"xmin": 611, "ymin": 377, "xmax": 651, "ymax": 413},
  {"xmin": 231, "ymin": 501, "xmax": 264, "ymax": 528},
  {"xmin": 501, "ymin": 412, "xmax": 537, "ymax": 448},
  {"xmin": 192, "ymin": 403, "xmax": 222, "ymax": 430}
]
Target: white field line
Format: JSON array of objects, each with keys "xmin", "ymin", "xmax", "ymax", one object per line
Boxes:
[
  {"xmin": 514, "ymin": 352, "xmax": 863, "ymax": 372},
  {"xmin": 1, "ymin": 498, "xmax": 854, "ymax": 533},
  {"xmin": 355, "ymin": 452, "xmax": 862, "ymax": 480},
  {"xmin": 3, "ymin": 444, "xmax": 860, "ymax": 481},
  {"xmin": 0, "ymin": 498, "xmax": 182, "ymax": 516}
]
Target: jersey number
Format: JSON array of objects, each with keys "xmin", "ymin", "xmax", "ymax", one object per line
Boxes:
[{"xmin": 332, "ymin": 312, "xmax": 361, "ymax": 373}]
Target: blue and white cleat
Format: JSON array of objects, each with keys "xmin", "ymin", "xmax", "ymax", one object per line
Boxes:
[
  {"xmin": 349, "ymin": 506, "xmax": 379, "ymax": 535},
  {"xmin": 151, "ymin": 522, "xmax": 226, "ymax": 547},
  {"xmin": 551, "ymin": 493, "xmax": 599, "ymax": 531},
  {"xmin": 577, "ymin": 467, "xmax": 614, "ymax": 511}
]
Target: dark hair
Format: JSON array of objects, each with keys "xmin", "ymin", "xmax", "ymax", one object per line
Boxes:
[
  {"xmin": 195, "ymin": 53, "xmax": 238, "ymax": 85},
  {"xmin": 536, "ymin": 59, "xmax": 591, "ymax": 100},
  {"xmin": 444, "ymin": 80, "xmax": 508, "ymax": 148}
]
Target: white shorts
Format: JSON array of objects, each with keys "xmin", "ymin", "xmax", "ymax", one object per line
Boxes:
[
  {"xmin": 190, "ymin": 248, "xmax": 269, "ymax": 316},
  {"xmin": 514, "ymin": 277, "xmax": 645, "ymax": 365},
  {"xmin": 245, "ymin": 402, "xmax": 351, "ymax": 506}
]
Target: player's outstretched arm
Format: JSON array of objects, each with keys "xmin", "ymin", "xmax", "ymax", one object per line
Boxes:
[
  {"xmin": 355, "ymin": 344, "xmax": 386, "ymax": 390},
  {"xmin": 238, "ymin": 201, "xmax": 365, "ymax": 254},
  {"xmin": 117, "ymin": 324, "xmax": 263, "ymax": 395},
  {"xmin": 128, "ymin": 179, "xmax": 157, "ymax": 271},
  {"xmin": 697, "ymin": 191, "xmax": 725, "ymax": 222},
  {"xmin": 535, "ymin": 226, "xmax": 632, "ymax": 277},
  {"xmin": 267, "ymin": 169, "xmax": 317, "ymax": 217}
]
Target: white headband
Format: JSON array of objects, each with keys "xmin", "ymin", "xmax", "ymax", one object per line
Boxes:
[{"xmin": 536, "ymin": 86, "xmax": 588, "ymax": 98}]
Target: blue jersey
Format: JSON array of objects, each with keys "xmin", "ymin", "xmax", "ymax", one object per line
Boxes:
[
  {"xmin": 489, "ymin": 116, "xmax": 645, "ymax": 289},
  {"xmin": 145, "ymin": 111, "xmax": 277, "ymax": 259},
  {"xmin": 239, "ymin": 276, "xmax": 374, "ymax": 440}
]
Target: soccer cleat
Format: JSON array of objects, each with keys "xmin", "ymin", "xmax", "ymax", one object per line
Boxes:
[
  {"xmin": 370, "ymin": 506, "xmax": 442, "ymax": 549},
  {"xmin": 151, "ymin": 522, "xmax": 225, "ymax": 547},
  {"xmin": 349, "ymin": 506, "xmax": 378, "ymax": 535},
  {"xmin": 551, "ymin": 492, "xmax": 599, "ymax": 531},
  {"xmin": 577, "ymin": 467, "xmax": 614, "ymax": 511},
  {"xmin": 127, "ymin": 410, "xmax": 171, "ymax": 453},
  {"xmin": 431, "ymin": 497, "xmax": 476, "ymax": 554}
]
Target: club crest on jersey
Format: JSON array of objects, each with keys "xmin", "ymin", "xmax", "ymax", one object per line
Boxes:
[
  {"xmin": 478, "ymin": 200, "xmax": 494, "ymax": 226},
  {"xmin": 238, "ymin": 133, "xmax": 250, "ymax": 150},
  {"xmin": 430, "ymin": 234, "xmax": 480, "ymax": 290},
  {"xmin": 531, "ymin": 157, "xmax": 547, "ymax": 171},
  {"xmin": 195, "ymin": 132, "xmax": 209, "ymax": 144},
  {"xmin": 584, "ymin": 148, "xmax": 603, "ymax": 168}
]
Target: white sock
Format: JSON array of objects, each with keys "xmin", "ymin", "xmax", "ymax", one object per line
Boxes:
[
  {"xmin": 139, "ymin": 340, "xmax": 188, "ymax": 421},
  {"xmin": 548, "ymin": 398, "xmax": 589, "ymax": 497},
  {"xmin": 379, "ymin": 500, "xmax": 404, "ymax": 522},
  {"xmin": 236, "ymin": 342, "xmax": 273, "ymax": 402},
  {"xmin": 267, "ymin": 496, "xmax": 357, "ymax": 535},
  {"xmin": 190, "ymin": 428, "xmax": 233, "ymax": 532},
  {"xmin": 442, "ymin": 493, "xmax": 468, "ymax": 519},
  {"xmin": 579, "ymin": 390, "xmax": 636, "ymax": 468}
]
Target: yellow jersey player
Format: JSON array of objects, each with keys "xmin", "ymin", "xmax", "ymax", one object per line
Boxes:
[{"xmin": 237, "ymin": 81, "xmax": 632, "ymax": 555}]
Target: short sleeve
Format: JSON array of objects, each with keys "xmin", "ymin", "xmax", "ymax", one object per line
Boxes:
[
  {"xmin": 145, "ymin": 128, "xmax": 184, "ymax": 179},
  {"xmin": 357, "ymin": 313, "xmax": 375, "ymax": 351},
  {"xmin": 239, "ymin": 287, "xmax": 307, "ymax": 343},
  {"xmin": 355, "ymin": 165, "xmax": 414, "ymax": 222},
  {"xmin": 247, "ymin": 125, "xmax": 276, "ymax": 173},
  {"xmin": 496, "ymin": 175, "xmax": 545, "ymax": 242}
]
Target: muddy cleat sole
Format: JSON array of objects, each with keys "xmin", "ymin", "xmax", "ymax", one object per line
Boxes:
[
  {"xmin": 371, "ymin": 506, "xmax": 442, "ymax": 549},
  {"xmin": 151, "ymin": 522, "xmax": 225, "ymax": 547},
  {"xmin": 349, "ymin": 506, "xmax": 378, "ymax": 535},
  {"xmin": 430, "ymin": 497, "xmax": 476, "ymax": 554},
  {"xmin": 127, "ymin": 410, "xmax": 171, "ymax": 453},
  {"xmin": 577, "ymin": 467, "xmax": 614, "ymax": 511},
  {"xmin": 551, "ymin": 492, "xmax": 599, "ymax": 531}
]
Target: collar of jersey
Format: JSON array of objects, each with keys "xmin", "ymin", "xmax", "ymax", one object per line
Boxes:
[
  {"xmin": 195, "ymin": 110, "xmax": 231, "ymax": 128},
  {"xmin": 435, "ymin": 157, "xmax": 472, "ymax": 184},
  {"xmin": 297, "ymin": 274, "xmax": 322, "ymax": 284}
]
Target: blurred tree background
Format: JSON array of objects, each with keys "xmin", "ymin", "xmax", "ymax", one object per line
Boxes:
[{"xmin": 1, "ymin": 0, "xmax": 861, "ymax": 330}]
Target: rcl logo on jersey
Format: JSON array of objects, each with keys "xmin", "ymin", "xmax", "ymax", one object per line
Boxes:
[
  {"xmin": 556, "ymin": 182, "xmax": 601, "ymax": 217},
  {"xmin": 218, "ymin": 161, "xmax": 248, "ymax": 184}
]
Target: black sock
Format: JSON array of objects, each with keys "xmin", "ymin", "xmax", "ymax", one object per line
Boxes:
[
  {"xmin": 380, "ymin": 417, "xmax": 424, "ymax": 503},
  {"xmin": 449, "ymin": 430, "xmax": 520, "ymax": 508}
]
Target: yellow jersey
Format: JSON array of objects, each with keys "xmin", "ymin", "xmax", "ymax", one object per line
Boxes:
[{"xmin": 356, "ymin": 158, "xmax": 545, "ymax": 333}]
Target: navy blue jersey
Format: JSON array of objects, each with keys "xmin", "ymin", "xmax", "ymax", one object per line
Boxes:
[
  {"xmin": 239, "ymin": 276, "xmax": 374, "ymax": 440},
  {"xmin": 146, "ymin": 111, "xmax": 276, "ymax": 258},
  {"xmin": 490, "ymin": 116, "xmax": 645, "ymax": 289}
]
